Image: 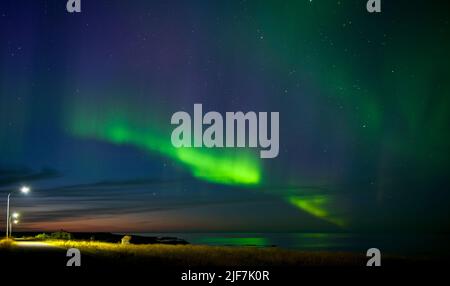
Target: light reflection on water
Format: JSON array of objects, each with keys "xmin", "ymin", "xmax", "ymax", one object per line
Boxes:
[{"xmin": 136, "ymin": 232, "xmax": 450, "ymax": 257}]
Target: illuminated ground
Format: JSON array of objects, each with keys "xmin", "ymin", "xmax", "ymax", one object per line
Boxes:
[{"xmin": 1, "ymin": 238, "xmax": 447, "ymax": 284}]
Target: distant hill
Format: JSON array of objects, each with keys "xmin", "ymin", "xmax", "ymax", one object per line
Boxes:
[{"xmin": 13, "ymin": 231, "xmax": 189, "ymax": 245}]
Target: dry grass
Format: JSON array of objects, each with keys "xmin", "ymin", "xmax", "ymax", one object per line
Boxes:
[
  {"xmin": 0, "ymin": 238, "xmax": 15, "ymax": 249},
  {"xmin": 47, "ymin": 240, "xmax": 364, "ymax": 267}
]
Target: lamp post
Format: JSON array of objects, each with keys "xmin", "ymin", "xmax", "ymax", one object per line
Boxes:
[{"xmin": 5, "ymin": 186, "xmax": 29, "ymax": 239}]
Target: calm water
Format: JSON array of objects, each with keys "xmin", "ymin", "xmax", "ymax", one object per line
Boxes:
[{"xmin": 134, "ymin": 232, "xmax": 450, "ymax": 257}]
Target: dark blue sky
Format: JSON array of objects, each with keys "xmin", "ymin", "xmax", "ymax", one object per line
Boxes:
[{"xmin": 1, "ymin": 0, "xmax": 449, "ymax": 233}]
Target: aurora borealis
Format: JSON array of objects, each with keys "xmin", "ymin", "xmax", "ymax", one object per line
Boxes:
[
  {"xmin": 67, "ymin": 101, "xmax": 262, "ymax": 185},
  {"xmin": 1, "ymin": 0, "xmax": 450, "ymax": 234}
]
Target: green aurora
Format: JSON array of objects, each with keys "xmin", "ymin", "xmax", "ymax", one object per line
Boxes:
[
  {"xmin": 67, "ymin": 104, "xmax": 261, "ymax": 186},
  {"xmin": 66, "ymin": 101, "xmax": 345, "ymax": 227},
  {"xmin": 19, "ymin": 0, "xmax": 445, "ymax": 232}
]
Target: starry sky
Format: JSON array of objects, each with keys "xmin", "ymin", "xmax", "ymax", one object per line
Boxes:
[{"xmin": 0, "ymin": 0, "xmax": 449, "ymax": 233}]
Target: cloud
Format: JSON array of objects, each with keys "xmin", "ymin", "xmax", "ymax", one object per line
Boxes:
[{"xmin": 0, "ymin": 166, "xmax": 60, "ymax": 187}]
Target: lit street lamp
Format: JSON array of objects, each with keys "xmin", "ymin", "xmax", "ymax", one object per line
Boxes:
[
  {"xmin": 6, "ymin": 186, "xmax": 30, "ymax": 239},
  {"xmin": 9, "ymin": 212, "xmax": 20, "ymax": 237}
]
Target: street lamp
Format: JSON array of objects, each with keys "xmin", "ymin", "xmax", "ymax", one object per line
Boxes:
[
  {"xmin": 9, "ymin": 212, "xmax": 20, "ymax": 237},
  {"xmin": 6, "ymin": 185, "xmax": 30, "ymax": 239},
  {"xmin": 20, "ymin": 186, "xmax": 30, "ymax": 194}
]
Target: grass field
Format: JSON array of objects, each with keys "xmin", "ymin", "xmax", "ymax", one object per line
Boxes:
[
  {"xmin": 2, "ymin": 237, "xmax": 430, "ymax": 269},
  {"xmin": 1, "ymin": 238, "xmax": 366, "ymax": 266},
  {"xmin": 0, "ymin": 238, "xmax": 14, "ymax": 249},
  {"xmin": 47, "ymin": 239, "xmax": 368, "ymax": 267}
]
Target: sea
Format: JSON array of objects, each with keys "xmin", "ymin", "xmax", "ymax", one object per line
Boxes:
[{"xmin": 132, "ymin": 232, "xmax": 450, "ymax": 257}]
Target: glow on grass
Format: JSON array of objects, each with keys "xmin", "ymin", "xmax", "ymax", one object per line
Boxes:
[{"xmin": 45, "ymin": 239, "xmax": 362, "ymax": 266}]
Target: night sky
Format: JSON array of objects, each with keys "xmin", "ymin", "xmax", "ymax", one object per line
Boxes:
[{"xmin": 1, "ymin": 0, "xmax": 449, "ymax": 233}]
